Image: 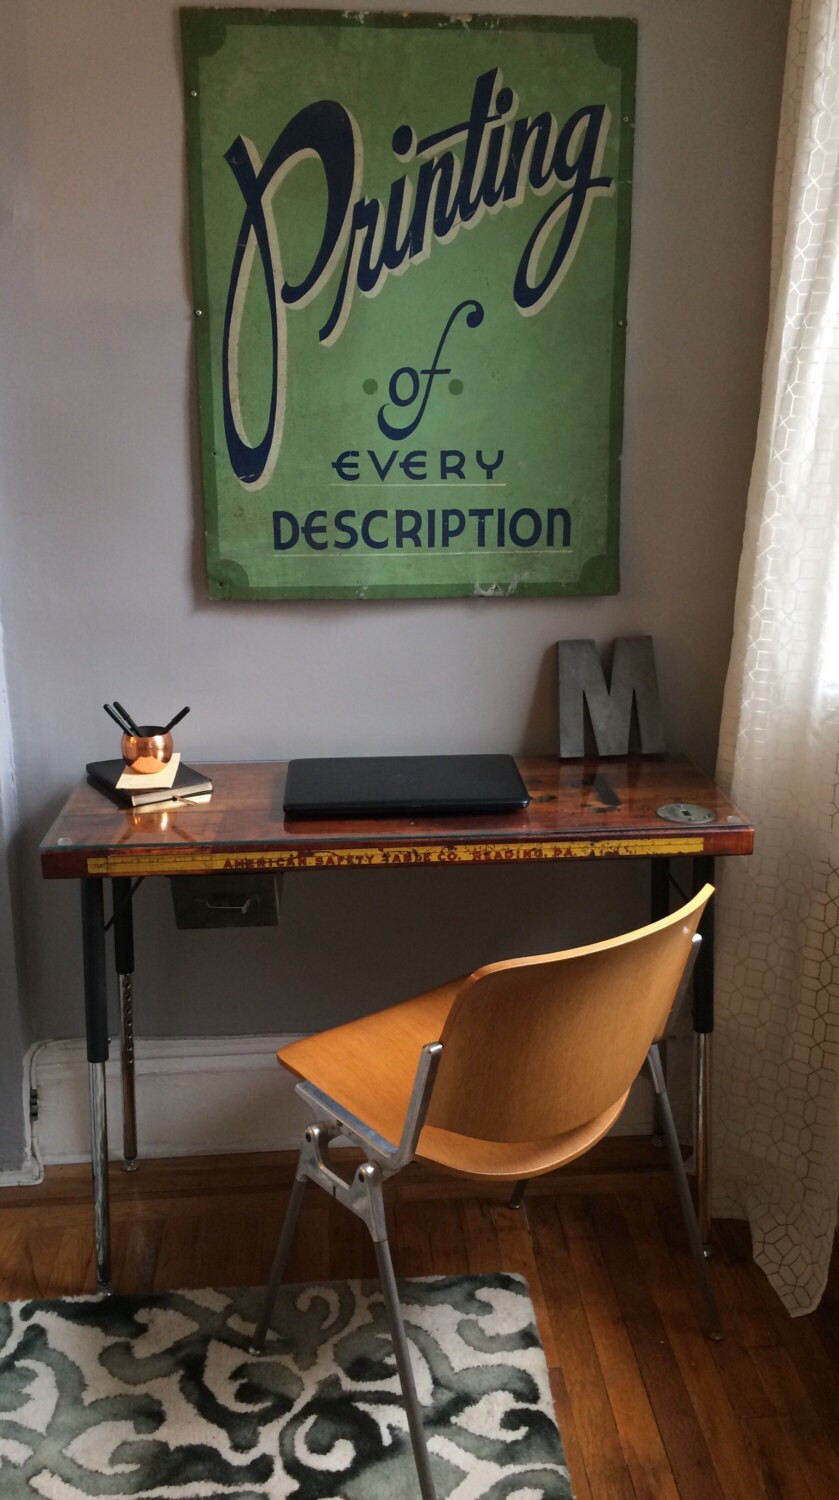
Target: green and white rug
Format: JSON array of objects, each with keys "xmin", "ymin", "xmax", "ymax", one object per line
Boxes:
[{"xmin": 0, "ymin": 1273, "xmax": 571, "ymax": 1498}]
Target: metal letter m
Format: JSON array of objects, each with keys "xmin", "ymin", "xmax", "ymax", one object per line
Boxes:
[{"xmin": 558, "ymin": 637, "xmax": 665, "ymax": 758}]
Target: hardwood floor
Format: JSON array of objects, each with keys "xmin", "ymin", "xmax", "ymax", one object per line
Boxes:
[{"xmin": 1, "ymin": 1140, "xmax": 837, "ymax": 1499}]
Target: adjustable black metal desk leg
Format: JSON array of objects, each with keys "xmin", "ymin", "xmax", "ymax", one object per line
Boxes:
[
  {"xmin": 81, "ymin": 878, "xmax": 111, "ymax": 1291},
  {"xmin": 650, "ymin": 857, "xmax": 671, "ymax": 923},
  {"xmin": 650, "ymin": 857, "xmax": 671, "ymax": 1145},
  {"xmin": 693, "ymin": 855, "xmax": 715, "ymax": 1253},
  {"xmin": 112, "ymin": 878, "xmax": 137, "ymax": 1171}
]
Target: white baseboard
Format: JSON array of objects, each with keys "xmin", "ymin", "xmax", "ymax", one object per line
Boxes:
[
  {"xmin": 32, "ymin": 1035, "xmax": 313, "ymax": 1165},
  {"xmin": 0, "ymin": 1042, "xmax": 44, "ymax": 1186},
  {"xmin": 30, "ymin": 1033, "xmax": 668, "ymax": 1167}
]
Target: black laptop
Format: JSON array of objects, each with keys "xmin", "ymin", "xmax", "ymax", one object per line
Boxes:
[{"xmin": 283, "ymin": 754, "xmax": 530, "ymax": 820}]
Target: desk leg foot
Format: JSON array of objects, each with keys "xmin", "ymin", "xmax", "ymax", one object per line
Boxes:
[
  {"xmin": 508, "ymin": 1180, "xmax": 528, "ymax": 1209},
  {"xmin": 89, "ymin": 1061, "xmax": 112, "ymax": 1290}
]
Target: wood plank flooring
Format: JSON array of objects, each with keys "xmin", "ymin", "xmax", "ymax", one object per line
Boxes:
[{"xmin": 1, "ymin": 1140, "xmax": 836, "ymax": 1499}]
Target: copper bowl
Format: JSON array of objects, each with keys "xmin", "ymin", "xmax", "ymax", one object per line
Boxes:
[{"xmin": 121, "ymin": 726, "xmax": 174, "ymax": 774}]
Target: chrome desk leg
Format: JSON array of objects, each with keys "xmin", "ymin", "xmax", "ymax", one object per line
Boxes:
[
  {"xmin": 650, "ymin": 857, "xmax": 671, "ymax": 1147},
  {"xmin": 118, "ymin": 976, "xmax": 137, "ymax": 1170},
  {"xmin": 693, "ymin": 855, "xmax": 715, "ymax": 1253},
  {"xmin": 81, "ymin": 878, "xmax": 111, "ymax": 1290},
  {"xmin": 88, "ymin": 1062, "xmax": 110, "ymax": 1282},
  {"xmin": 112, "ymin": 878, "xmax": 137, "ymax": 1171},
  {"xmin": 696, "ymin": 1032, "xmax": 712, "ymax": 1251}
]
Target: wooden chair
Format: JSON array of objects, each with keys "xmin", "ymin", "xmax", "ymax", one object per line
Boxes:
[{"xmin": 252, "ymin": 885, "xmax": 719, "ymax": 1500}]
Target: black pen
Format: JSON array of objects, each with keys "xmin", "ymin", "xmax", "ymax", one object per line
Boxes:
[
  {"xmin": 104, "ymin": 703, "xmax": 134, "ymax": 735},
  {"xmin": 162, "ymin": 706, "xmax": 190, "ymax": 733},
  {"xmin": 114, "ymin": 701, "xmax": 141, "ymax": 735}
]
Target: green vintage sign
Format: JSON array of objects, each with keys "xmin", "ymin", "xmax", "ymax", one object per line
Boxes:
[{"xmin": 181, "ymin": 10, "xmax": 635, "ymax": 600}]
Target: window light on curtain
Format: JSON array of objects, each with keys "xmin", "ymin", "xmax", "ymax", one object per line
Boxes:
[{"xmin": 713, "ymin": 0, "xmax": 839, "ymax": 1314}]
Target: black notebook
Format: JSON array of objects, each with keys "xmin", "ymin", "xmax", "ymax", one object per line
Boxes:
[
  {"xmin": 87, "ymin": 759, "xmax": 213, "ymax": 808},
  {"xmin": 283, "ymin": 754, "xmax": 530, "ymax": 820}
]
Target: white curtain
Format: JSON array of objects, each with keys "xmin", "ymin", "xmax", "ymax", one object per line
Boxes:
[{"xmin": 713, "ymin": 0, "xmax": 839, "ymax": 1315}]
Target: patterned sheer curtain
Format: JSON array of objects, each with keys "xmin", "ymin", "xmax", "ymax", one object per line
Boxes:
[{"xmin": 713, "ymin": 0, "xmax": 839, "ymax": 1315}]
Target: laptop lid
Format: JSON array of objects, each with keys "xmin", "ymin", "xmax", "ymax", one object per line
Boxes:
[{"xmin": 283, "ymin": 754, "xmax": 530, "ymax": 820}]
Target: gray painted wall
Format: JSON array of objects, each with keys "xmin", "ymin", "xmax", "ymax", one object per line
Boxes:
[
  {"xmin": 1, "ymin": 8, "xmax": 31, "ymax": 1172},
  {"xmin": 0, "ymin": 645, "xmax": 27, "ymax": 1170},
  {"xmin": 0, "ymin": 0, "xmax": 789, "ymax": 1168}
]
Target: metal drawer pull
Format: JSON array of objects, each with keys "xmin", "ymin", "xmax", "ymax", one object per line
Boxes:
[{"xmin": 203, "ymin": 896, "xmax": 259, "ymax": 914}]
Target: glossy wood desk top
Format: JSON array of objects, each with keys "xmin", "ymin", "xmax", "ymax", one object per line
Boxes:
[{"xmin": 40, "ymin": 757, "xmax": 754, "ymax": 880}]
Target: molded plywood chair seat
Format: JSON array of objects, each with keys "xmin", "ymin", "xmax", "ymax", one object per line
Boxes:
[{"xmin": 252, "ymin": 886, "xmax": 719, "ymax": 1500}]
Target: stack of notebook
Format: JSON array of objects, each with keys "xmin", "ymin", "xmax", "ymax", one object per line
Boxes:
[{"xmin": 86, "ymin": 754, "xmax": 213, "ymax": 811}]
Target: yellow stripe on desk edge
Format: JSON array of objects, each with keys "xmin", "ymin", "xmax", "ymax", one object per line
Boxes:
[{"xmin": 86, "ymin": 836, "xmax": 705, "ymax": 876}]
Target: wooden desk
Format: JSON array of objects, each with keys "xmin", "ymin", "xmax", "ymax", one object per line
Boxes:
[{"xmin": 41, "ymin": 756, "xmax": 753, "ymax": 1288}]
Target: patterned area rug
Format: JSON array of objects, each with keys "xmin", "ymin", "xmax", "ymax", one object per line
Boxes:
[{"xmin": 0, "ymin": 1273, "xmax": 571, "ymax": 1499}]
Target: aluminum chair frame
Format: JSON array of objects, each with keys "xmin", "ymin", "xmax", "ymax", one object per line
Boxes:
[
  {"xmin": 251, "ymin": 934, "xmax": 721, "ymax": 1500},
  {"xmin": 251, "ymin": 1041, "xmax": 442, "ymax": 1499}
]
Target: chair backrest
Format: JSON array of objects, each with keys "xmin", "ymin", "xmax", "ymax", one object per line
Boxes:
[{"xmin": 425, "ymin": 885, "xmax": 713, "ymax": 1144}]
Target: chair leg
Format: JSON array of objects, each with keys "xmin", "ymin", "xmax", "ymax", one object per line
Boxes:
[
  {"xmin": 373, "ymin": 1226, "xmax": 438, "ymax": 1500},
  {"xmin": 508, "ymin": 1179, "xmax": 529, "ymax": 1209},
  {"xmin": 651, "ymin": 1036, "xmax": 668, "ymax": 1148},
  {"xmin": 646, "ymin": 1045, "xmax": 722, "ymax": 1341},
  {"xmin": 251, "ymin": 1172, "xmax": 308, "ymax": 1352},
  {"xmin": 251, "ymin": 1141, "xmax": 437, "ymax": 1495}
]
